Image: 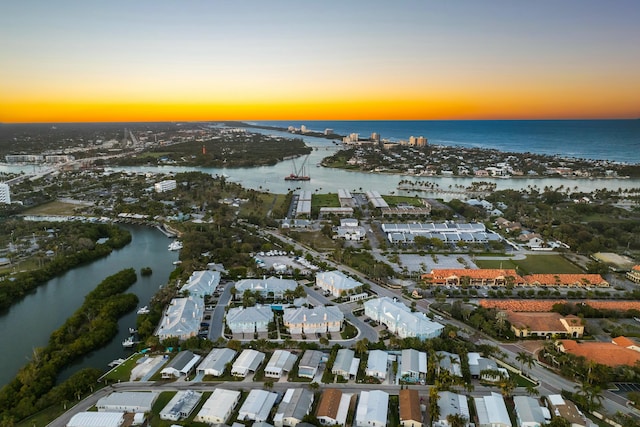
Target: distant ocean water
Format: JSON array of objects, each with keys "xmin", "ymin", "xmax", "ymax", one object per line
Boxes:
[{"xmin": 252, "ymin": 120, "xmax": 640, "ymax": 164}]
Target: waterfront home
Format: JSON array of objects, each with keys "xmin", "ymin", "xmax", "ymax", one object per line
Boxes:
[
  {"xmin": 156, "ymin": 296, "xmax": 204, "ymax": 340},
  {"xmin": 180, "ymin": 270, "xmax": 220, "ymax": 297}
]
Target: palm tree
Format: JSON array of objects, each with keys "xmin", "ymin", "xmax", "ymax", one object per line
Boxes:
[
  {"xmin": 574, "ymin": 381, "xmax": 604, "ymax": 412},
  {"xmin": 446, "ymin": 413, "xmax": 468, "ymax": 427},
  {"xmin": 429, "ymin": 386, "xmax": 441, "ymax": 424},
  {"xmin": 516, "ymin": 351, "xmax": 534, "ymax": 373},
  {"xmin": 355, "ymin": 338, "xmax": 369, "ymax": 356}
]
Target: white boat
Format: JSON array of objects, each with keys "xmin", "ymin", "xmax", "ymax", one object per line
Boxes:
[
  {"xmin": 172, "ymin": 260, "xmax": 182, "ymax": 265},
  {"xmin": 108, "ymin": 358, "xmax": 126, "ymax": 367},
  {"xmin": 168, "ymin": 241, "xmax": 183, "ymax": 251},
  {"xmin": 129, "ymin": 327, "xmax": 138, "ymax": 334},
  {"xmin": 137, "ymin": 306, "xmax": 150, "ymax": 315},
  {"xmin": 122, "ymin": 336, "xmax": 135, "ymax": 348}
]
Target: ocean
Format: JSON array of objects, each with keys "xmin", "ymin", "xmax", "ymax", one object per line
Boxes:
[{"xmin": 251, "ymin": 120, "xmax": 640, "ymax": 164}]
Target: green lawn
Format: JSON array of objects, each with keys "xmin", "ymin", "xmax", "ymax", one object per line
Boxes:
[
  {"xmin": 312, "ymin": 193, "xmax": 340, "ymax": 208},
  {"xmin": 23, "ymin": 200, "xmax": 81, "ymax": 216},
  {"xmin": 381, "ymin": 195, "xmax": 423, "ymax": 207},
  {"xmin": 102, "ymin": 353, "xmax": 147, "ymax": 383},
  {"xmin": 475, "ymin": 254, "xmax": 583, "ymax": 275}
]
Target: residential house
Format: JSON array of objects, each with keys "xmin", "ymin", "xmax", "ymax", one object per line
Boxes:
[
  {"xmin": 332, "ymin": 349, "xmax": 358, "ymax": 380},
  {"xmin": 238, "ymin": 389, "xmax": 278, "ymax": 422},
  {"xmin": 626, "ymin": 265, "xmax": 640, "ymax": 284},
  {"xmin": 513, "ymin": 396, "xmax": 546, "ymax": 427},
  {"xmin": 273, "ymin": 388, "xmax": 315, "ymax": 427},
  {"xmin": 231, "ymin": 349, "xmax": 266, "ymax": 377},
  {"xmin": 197, "ymin": 347, "xmax": 237, "ymax": 377},
  {"xmin": 612, "ymin": 336, "xmax": 640, "ymax": 352},
  {"xmin": 298, "ymin": 350, "xmax": 323, "ymax": 379},
  {"xmin": 400, "ymin": 349, "xmax": 427, "ymax": 381},
  {"xmin": 194, "ymin": 388, "xmax": 241, "ymax": 425},
  {"xmin": 265, "ymin": 350, "xmax": 298, "ymax": 379},
  {"xmin": 283, "ymin": 305, "xmax": 344, "ymax": 335},
  {"xmin": 436, "ymin": 351, "xmax": 462, "ymax": 377},
  {"xmin": 467, "ymin": 352, "xmax": 508, "ymax": 380},
  {"xmin": 316, "ymin": 271, "xmax": 362, "ymax": 297},
  {"xmin": 235, "ymin": 276, "xmax": 298, "ymax": 299},
  {"xmin": 67, "ymin": 412, "xmax": 124, "ymax": 427},
  {"xmin": 156, "ymin": 297, "xmax": 204, "ymax": 340},
  {"xmin": 546, "ymin": 395, "xmax": 587, "ymax": 427},
  {"xmin": 365, "ymin": 350, "xmax": 388, "ymax": 380},
  {"xmin": 434, "ymin": 391, "xmax": 470, "ymax": 427},
  {"xmin": 180, "ymin": 270, "xmax": 220, "ymax": 297},
  {"xmin": 96, "ymin": 392, "xmax": 159, "ymax": 413},
  {"xmin": 226, "ymin": 305, "xmax": 274, "ymax": 334},
  {"xmin": 399, "ymin": 389, "xmax": 422, "ymax": 427},
  {"xmin": 364, "ymin": 297, "xmax": 444, "ymax": 339},
  {"xmin": 474, "ymin": 393, "xmax": 511, "ymax": 427},
  {"xmin": 160, "ymin": 351, "xmax": 201, "ymax": 379},
  {"xmin": 316, "ymin": 389, "xmax": 352, "ymax": 426},
  {"xmin": 355, "ymin": 390, "xmax": 389, "ymax": 427},
  {"xmin": 159, "ymin": 390, "xmax": 202, "ymax": 421}
]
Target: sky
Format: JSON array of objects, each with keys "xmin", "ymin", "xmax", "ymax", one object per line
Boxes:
[{"xmin": 1, "ymin": 0, "xmax": 639, "ymax": 122}]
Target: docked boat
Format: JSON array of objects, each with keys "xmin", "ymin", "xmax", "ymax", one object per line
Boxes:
[
  {"xmin": 137, "ymin": 306, "xmax": 150, "ymax": 315},
  {"xmin": 129, "ymin": 327, "xmax": 138, "ymax": 334},
  {"xmin": 168, "ymin": 240, "xmax": 183, "ymax": 251},
  {"xmin": 108, "ymin": 358, "xmax": 126, "ymax": 367},
  {"xmin": 122, "ymin": 336, "xmax": 135, "ymax": 348}
]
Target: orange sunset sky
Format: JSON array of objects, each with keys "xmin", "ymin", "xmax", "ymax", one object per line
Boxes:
[{"xmin": 1, "ymin": 1, "xmax": 639, "ymax": 123}]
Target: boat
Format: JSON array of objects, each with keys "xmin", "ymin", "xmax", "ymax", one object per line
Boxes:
[
  {"xmin": 129, "ymin": 327, "xmax": 138, "ymax": 334},
  {"xmin": 122, "ymin": 336, "xmax": 135, "ymax": 348},
  {"xmin": 137, "ymin": 306, "xmax": 150, "ymax": 315},
  {"xmin": 168, "ymin": 240, "xmax": 183, "ymax": 251},
  {"xmin": 108, "ymin": 358, "xmax": 126, "ymax": 367},
  {"xmin": 284, "ymin": 155, "xmax": 311, "ymax": 181},
  {"xmin": 172, "ymin": 260, "xmax": 182, "ymax": 265}
]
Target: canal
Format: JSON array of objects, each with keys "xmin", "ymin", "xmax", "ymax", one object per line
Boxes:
[{"xmin": 0, "ymin": 225, "xmax": 178, "ymax": 387}]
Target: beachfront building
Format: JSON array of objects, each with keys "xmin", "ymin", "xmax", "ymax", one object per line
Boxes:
[
  {"xmin": 226, "ymin": 305, "xmax": 274, "ymax": 334},
  {"xmin": 154, "ymin": 179, "xmax": 177, "ymax": 193},
  {"xmin": 474, "ymin": 393, "xmax": 512, "ymax": 427},
  {"xmin": 523, "ymin": 273, "xmax": 609, "ymax": 287},
  {"xmin": 96, "ymin": 392, "xmax": 159, "ymax": 413},
  {"xmin": 0, "ymin": 183, "xmax": 10, "ymax": 204},
  {"xmin": 67, "ymin": 412, "xmax": 125, "ymax": 427},
  {"xmin": 365, "ymin": 350, "xmax": 388, "ymax": 380},
  {"xmin": 355, "ymin": 390, "xmax": 389, "ymax": 427},
  {"xmin": 238, "ymin": 389, "xmax": 279, "ymax": 422},
  {"xmin": 364, "ymin": 297, "xmax": 444, "ymax": 339},
  {"xmin": 399, "ymin": 389, "xmax": 422, "ymax": 427},
  {"xmin": 513, "ymin": 396, "xmax": 546, "ymax": 427},
  {"xmin": 274, "ymin": 388, "xmax": 315, "ymax": 427},
  {"xmin": 160, "ymin": 351, "xmax": 201, "ymax": 379},
  {"xmin": 231, "ymin": 349, "xmax": 266, "ymax": 377},
  {"xmin": 298, "ymin": 350, "xmax": 323, "ymax": 379},
  {"xmin": 197, "ymin": 348, "xmax": 237, "ymax": 377},
  {"xmin": 434, "ymin": 391, "xmax": 470, "ymax": 427},
  {"xmin": 316, "ymin": 389, "xmax": 351, "ymax": 426},
  {"xmin": 283, "ymin": 305, "xmax": 344, "ymax": 335},
  {"xmin": 180, "ymin": 270, "xmax": 220, "ymax": 297},
  {"xmin": 316, "ymin": 271, "xmax": 362, "ymax": 297},
  {"xmin": 422, "ymin": 269, "xmax": 524, "ymax": 287},
  {"xmin": 235, "ymin": 276, "xmax": 297, "ymax": 299},
  {"xmin": 159, "ymin": 390, "xmax": 202, "ymax": 421},
  {"xmin": 627, "ymin": 265, "xmax": 640, "ymax": 284},
  {"xmin": 400, "ymin": 349, "xmax": 427, "ymax": 381},
  {"xmin": 507, "ymin": 312, "xmax": 584, "ymax": 338},
  {"xmin": 265, "ymin": 350, "xmax": 298, "ymax": 379},
  {"xmin": 332, "ymin": 348, "xmax": 358, "ymax": 380},
  {"xmin": 156, "ymin": 296, "xmax": 204, "ymax": 341},
  {"xmin": 194, "ymin": 388, "xmax": 241, "ymax": 425}
]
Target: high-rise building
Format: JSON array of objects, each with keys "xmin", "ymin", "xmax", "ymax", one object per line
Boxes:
[
  {"xmin": 0, "ymin": 183, "xmax": 10, "ymax": 204},
  {"xmin": 370, "ymin": 132, "xmax": 380, "ymax": 142}
]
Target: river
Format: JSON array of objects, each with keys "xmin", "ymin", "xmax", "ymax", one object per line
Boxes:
[{"xmin": 0, "ymin": 225, "xmax": 178, "ymax": 387}]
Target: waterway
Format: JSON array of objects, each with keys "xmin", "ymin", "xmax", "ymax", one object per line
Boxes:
[
  {"xmin": 110, "ymin": 128, "xmax": 640, "ymax": 198},
  {"xmin": 0, "ymin": 225, "xmax": 178, "ymax": 387}
]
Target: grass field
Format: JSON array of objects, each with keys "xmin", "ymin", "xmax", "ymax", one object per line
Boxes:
[
  {"xmin": 312, "ymin": 193, "xmax": 340, "ymax": 209},
  {"xmin": 23, "ymin": 200, "xmax": 81, "ymax": 216},
  {"xmin": 381, "ymin": 195, "xmax": 423, "ymax": 207},
  {"xmin": 288, "ymin": 230, "xmax": 337, "ymax": 252},
  {"xmin": 475, "ymin": 254, "xmax": 583, "ymax": 275}
]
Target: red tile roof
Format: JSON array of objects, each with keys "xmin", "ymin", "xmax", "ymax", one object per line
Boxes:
[
  {"xmin": 612, "ymin": 336, "xmax": 637, "ymax": 348},
  {"xmin": 559, "ymin": 340, "xmax": 640, "ymax": 367},
  {"xmin": 523, "ymin": 274, "xmax": 608, "ymax": 286},
  {"xmin": 424, "ymin": 269, "xmax": 524, "ymax": 282},
  {"xmin": 507, "ymin": 312, "xmax": 579, "ymax": 332}
]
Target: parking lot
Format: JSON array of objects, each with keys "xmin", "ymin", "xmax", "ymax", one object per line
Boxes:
[{"xmin": 612, "ymin": 383, "xmax": 640, "ymax": 393}]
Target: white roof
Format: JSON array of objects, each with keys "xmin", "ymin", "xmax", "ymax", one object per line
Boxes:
[
  {"xmin": 198, "ymin": 348, "xmax": 237, "ymax": 375},
  {"xmin": 180, "ymin": 270, "xmax": 220, "ymax": 296},
  {"xmin": 474, "ymin": 393, "xmax": 511, "ymax": 427},
  {"xmin": 355, "ymin": 390, "xmax": 389, "ymax": 426},
  {"xmin": 364, "ymin": 297, "xmax": 444, "ymax": 339},
  {"xmin": 274, "ymin": 388, "xmax": 314, "ymax": 424},
  {"xmin": 196, "ymin": 389, "xmax": 240, "ymax": 422},
  {"xmin": 159, "ymin": 390, "xmax": 202, "ymax": 421},
  {"xmin": 513, "ymin": 396, "xmax": 546, "ymax": 426},
  {"xmin": 283, "ymin": 305, "xmax": 344, "ymax": 325},
  {"xmin": 67, "ymin": 412, "xmax": 124, "ymax": 427},
  {"xmin": 232, "ymin": 349, "xmax": 265, "ymax": 376},
  {"xmin": 547, "ymin": 394, "xmax": 565, "ymax": 406},
  {"xmin": 266, "ymin": 350, "xmax": 297, "ymax": 373},
  {"xmin": 226, "ymin": 305, "xmax": 274, "ymax": 330},
  {"xmin": 333, "ymin": 348, "xmax": 355, "ymax": 374},
  {"xmin": 235, "ymin": 276, "xmax": 297, "ymax": 294},
  {"xmin": 401, "ymin": 349, "xmax": 427, "ymax": 375},
  {"xmin": 437, "ymin": 391, "xmax": 469, "ymax": 423},
  {"xmin": 97, "ymin": 392, "xmax": 159, "ymax": 411},
  {"xmin": 366, "ymin": 350, "xmax": 388, "ymax": 375},
  {"xmin": 156, "ymin": 297, "xmax": 203, "ymax": 339},
  {"xmin": 316, "ymin": 270, "xmax": 361, "ymax": 291},
  {"xmin": 238, "ymin": 389, "xmax": 278, "ymax": 422}
]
